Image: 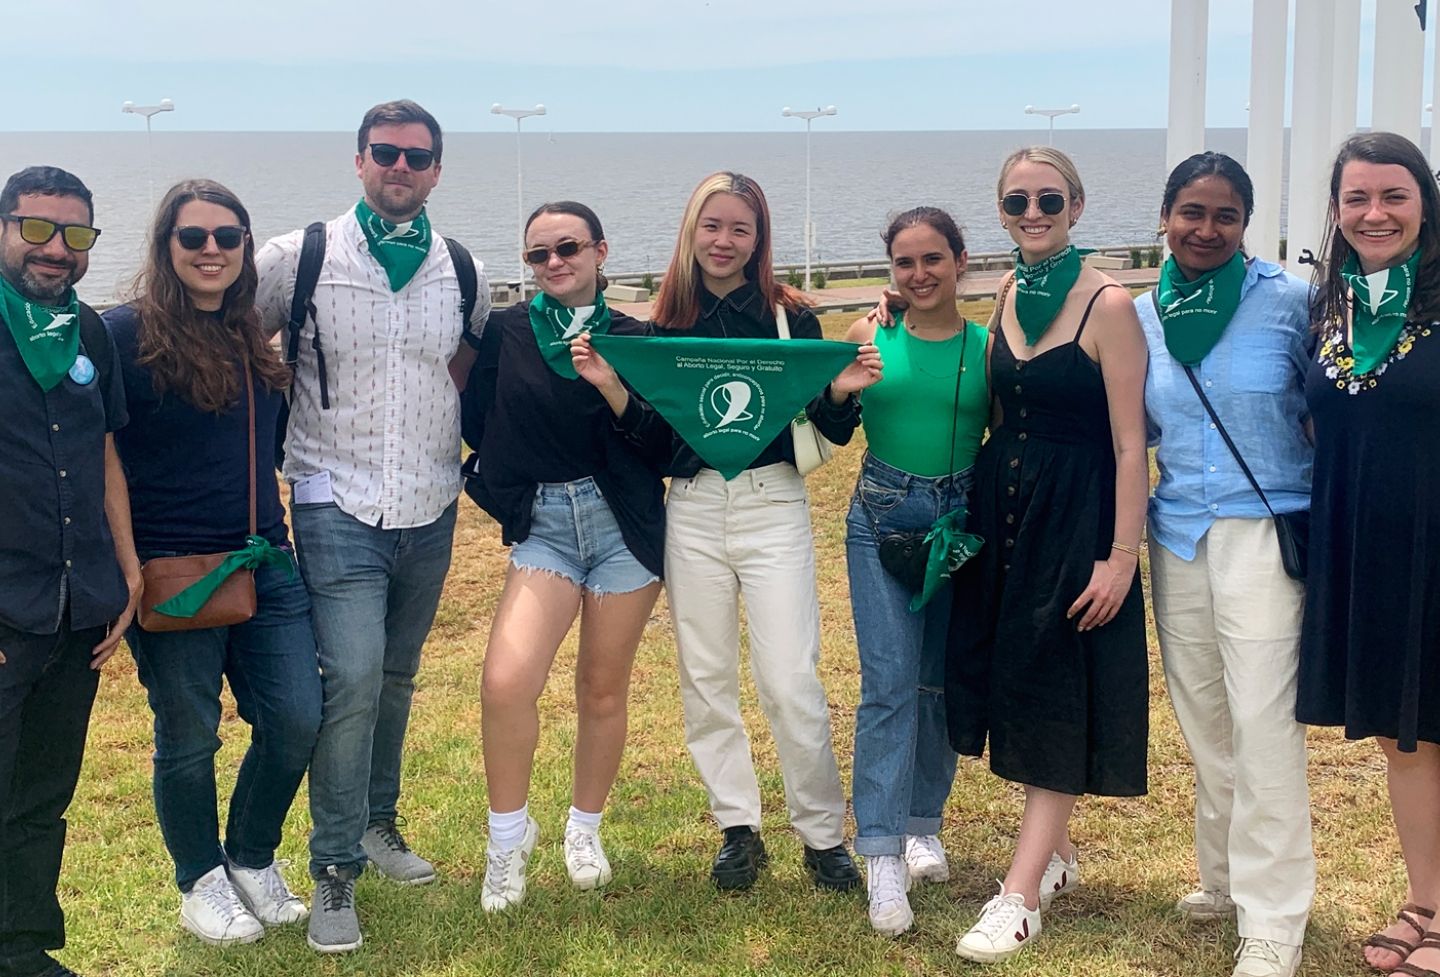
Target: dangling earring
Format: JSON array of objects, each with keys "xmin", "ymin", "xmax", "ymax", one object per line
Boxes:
[{"xmin": 1001, "ymin": 221, "xmax": 1009, "ymax": 229}]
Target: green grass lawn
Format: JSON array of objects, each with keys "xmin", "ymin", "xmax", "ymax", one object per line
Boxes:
[{"xmin": 61, "ymin": 311, "xmax": 1399, "ymax": 976}]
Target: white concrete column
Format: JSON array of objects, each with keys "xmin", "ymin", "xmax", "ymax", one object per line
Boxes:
[
  {"xmin": 1430, "ymin": 2, "xmax": 1440, "ymax": 164},
  {"xmin": 1287, "ymin": 2, "xmax": 1336, "ymax": 272},
  {"xmin": 1372, "ymin": 0, "xmax": 1427, "ymax": 143},
  {"xmin": 1330, "ymin": 0, "xmax": 1362, "ymax": 147},
  {"xmin": 1247, "ymin": 0, "xmax": 1288, "ymax": 264},
  {"xmin": 1166, "ymin": 0, "xmax": 1209, "ymax": 175}
]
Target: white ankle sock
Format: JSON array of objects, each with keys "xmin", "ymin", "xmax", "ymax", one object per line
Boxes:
[
  {"xmin": 488, "ymin": 805, "xmax": 529, "ymax": 852},
  {"xmin": 566, "ymin": 806, "xmax": 602, "ymax": 835}
]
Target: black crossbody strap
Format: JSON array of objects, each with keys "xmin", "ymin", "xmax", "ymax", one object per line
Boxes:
[{"xmin": 1180, "ymin": 364, "xmax": 1276, "ymax": 517}]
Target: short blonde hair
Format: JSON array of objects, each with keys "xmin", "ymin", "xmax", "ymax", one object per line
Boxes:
[{"xmin": 996, "ymin": 146, "xmax": 1085, "ymax": 204}]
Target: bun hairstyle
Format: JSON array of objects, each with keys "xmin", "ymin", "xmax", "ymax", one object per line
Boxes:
[
  {"xmin": 525, "ymin": 200, "xmax": 609, "ymax": 292},
  {"xmin": 882, "ymin": 206, "xmax": 967, "ymax": 258},
  {"xmin": 1160, "ymin": 151, "xmax": 1254, "ymax": 224}
]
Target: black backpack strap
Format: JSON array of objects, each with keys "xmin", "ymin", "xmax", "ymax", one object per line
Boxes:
[
  {"xmin": 288, "ymin": 221, "xmax": 330, "ymax": 408},
  {"xmin": 77, "ymin": 305, "xmax": 112, "ymax": 394},
  {"xmin": 444, "ymin": 236, "xmax": 478, "ymax": 332}
]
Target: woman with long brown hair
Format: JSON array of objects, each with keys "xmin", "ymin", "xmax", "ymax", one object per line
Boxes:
[{"xmin": 103, "ymin": 179, "xmax": 321, "ymax": 947}]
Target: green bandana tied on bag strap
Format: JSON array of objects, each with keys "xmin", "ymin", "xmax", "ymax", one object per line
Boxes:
[
  {"xmin": 150, "ymin": 536, "xmax": 295, "ymax": 619},
  {"xmin": 590, "ymin": 333, "xmax": 859, "ymax": 479},
  {"xmin": 911, "ymin": 509, "xmax": 984, "ymax": 612},
  {"xmin": 1341, "ymin": 249, "xmax": 1421, "ymax": 375},
  {"xmin": 1012, "ymin": 244, "xmax": 1088, "ymax": 345},
  {"xmin": 356, "ymin": 199, "xmax": 432, "ymax": 291},
  {"xmin": 1156, "ymin": 252, "xmax": 1247, "ymax": 365},
  {"xmin": 530, "ymin": 291, "xmax": 613, "ymax": 378},
  {"xmin": 0, "ymin": 275, "xmax": 81, "ymax": 391}
]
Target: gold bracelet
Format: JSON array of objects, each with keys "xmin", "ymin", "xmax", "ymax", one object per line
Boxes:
[{"xmin": 1111, "ymin": 541, "xmax": 1141, "ymax": 557}]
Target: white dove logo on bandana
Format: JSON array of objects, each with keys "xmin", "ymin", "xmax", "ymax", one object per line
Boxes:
[
  {"xmin": 381, "ymin": 220, "xmax": 420, "ymax": 242},
  {"xmin": 1357, "ymin": 268, "xmax": 1402, "ymax": 317}
]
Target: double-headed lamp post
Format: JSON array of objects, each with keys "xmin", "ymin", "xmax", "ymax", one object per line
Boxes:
[
  {"xmin": 1024, "ymin": 104, "xmax": 1081, "ymax": 145},
  {"xmin": 122, "ymin": 98, "xmax": 175, "ymax": 210},
  {"xmin": 491, "ymin": 103, "xmax": 547, "ymax": 295},
  {"xmin": 781, "ymin": 105, "xmax": 837, "ymax": 291}
]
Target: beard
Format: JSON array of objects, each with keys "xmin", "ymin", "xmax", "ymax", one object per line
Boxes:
[{"xmin": 3, "ymin": 254, "xmax": 79, "ymax": 303}]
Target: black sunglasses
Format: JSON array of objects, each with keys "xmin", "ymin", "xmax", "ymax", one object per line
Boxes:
[
  {"xmin": 523, "ymin": 239, "xmax": 593, "ymax": 265},
  {"xmin": 174, "ymin": 225, "xmax": 247, "ymax": 251},
  {"xmin": 2, "ymin": 215, "xmax": 101, "ymax": 252},
  {"xmin": 1000, "ymin": 192, "xmax": 1067, "ymax": 217},
  {"xmin": 369, "ymin": 143, "xmax": 436, "ymax": 171}
]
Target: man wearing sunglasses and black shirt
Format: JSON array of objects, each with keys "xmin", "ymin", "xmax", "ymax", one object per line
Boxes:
[
  {"xmin": 0, "ymin": 166, "xmax": 141, "ymax": 977},
  {"xmin": 254, "ymin": 99, "xmax": 490, "ymax": 954}
]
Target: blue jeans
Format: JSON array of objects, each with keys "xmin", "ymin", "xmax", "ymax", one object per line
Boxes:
[
  {"xmin": 291, "ymin": 500, "xmax": 456, "ymax": 878},
  {"xmin": 846, "ymin": 453, "xmax": 971, "ymax": 857},
  {"xmin": 511, "ymin": 478, "xmax": 657, "ymax": 595},
  {"xmin": 127, "ymin": 560, "xmax": 322, "ymax": 892}
]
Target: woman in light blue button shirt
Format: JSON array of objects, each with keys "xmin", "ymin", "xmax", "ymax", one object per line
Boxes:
[{"xmin": 1135, "ymin": 152, "xmax": 1315, "ymax": 977}]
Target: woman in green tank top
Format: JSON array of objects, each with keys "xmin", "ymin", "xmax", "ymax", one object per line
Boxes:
[{"xmin": 844, "ymin": 207, "xmax": 991, "ymax": 937}]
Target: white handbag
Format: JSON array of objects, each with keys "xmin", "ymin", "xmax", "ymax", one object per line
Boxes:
[{"xmin": 775, "ymin": 303, "xmax": 835, "ymax": 476}]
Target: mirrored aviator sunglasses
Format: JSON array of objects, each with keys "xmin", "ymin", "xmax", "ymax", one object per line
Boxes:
[
  {"xmin": 1000, "ymin": 192, "xmax": 1067, "ymax": 217},
  {"xmin": 174, "ymin": 225, "xmax": 247, "ymax": 250},
  {"xmin": 3, "ymin": 215, "xmax": 102, "ymax": 251}
]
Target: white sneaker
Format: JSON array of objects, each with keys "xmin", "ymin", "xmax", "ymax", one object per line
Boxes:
[
  {"xmin": 229, "ymin": 860, "xmax": 308, "ymax": 925},
  {"xmin": 482, "ymin": 817, "xmax": 539, "ymax": 912},
  {"xmin": 1177, "ymin": 889, "xmax": 1238, "ymax": 920},
  {"xmin": 902, "ymin": 834, "xmax": 950, "ymax": 883},
  {"xmin": 955, "ymin": 886, "xmax": 1041, "ymax": 963},
  {"xmin": 866, "ymin": 854, "xmax": 914, "ymax": 936},
  {"xmin": 1039, "ymin": 848, "xmax": 1079, "ymax": 910},
  {"xmin": 1232, "ymin": 938, "xmax": 1302, "ymax": 977},
  {"xmin": 180, "ymin": 865, "xmax": 265, "ymax": 946},
  {"xmin": 563, "ymin": 826, "xmax": 613, "ymax": 890}
]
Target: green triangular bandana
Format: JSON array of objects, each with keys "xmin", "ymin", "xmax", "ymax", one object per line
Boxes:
[
  {"xmin": 0, "ymin": 274, "xmax": 80, "ymax": 391},
  {"xmin": 911, "ymin": 508, "xmax": 984, "ymax": 611},
  {"xmin": 356, "ymin": 199, "xmax": 432, "ymax": 292},
  {"xmin": 1157, "ymin": 252, "xmax": 1246, "ymax": 366},
  {"xmin": 590, "ymin": 333, "xmax": 859, "ymax": 480},
  {"xmin": 150, "ymin": 536, "xmax": 295, "ymax": 620},
  {"xmin": 1341, "ymin": 249, "xmax": 1420, "ymax": 375},
  {"xmin": 530, "ymin": 290, "xmax": 612, "ymax": 378}
]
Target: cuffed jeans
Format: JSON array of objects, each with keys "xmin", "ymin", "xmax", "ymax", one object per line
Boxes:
[
  {"xmin": 1151, "ymin": 517, "xmax": 1315, "ymax": 946},
  {"xmin": 0, "ymin": 613, "xmax": 103, "ymax": 977},
  {"xmin": 127, "ymin": 560, "xmax": 322, "ymax": 892},
  {"xmin": 292, "ymin": 500, "xmax": 456, "ymax": 878},
  {"xmin": 846, "ymin": 453, "xmax": 969, "ymax": 857},
  {"xmin": 665, "ymin": 463, "xmax": 845, "ymax": 850}
]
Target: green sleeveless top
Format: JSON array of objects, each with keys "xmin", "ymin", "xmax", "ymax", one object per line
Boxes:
[{"xmin": 861, "ymin": 316, "xmax": 990, "ymax": 476}]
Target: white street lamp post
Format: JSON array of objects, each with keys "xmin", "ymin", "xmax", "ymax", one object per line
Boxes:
[
  {"xmin": 121, "ymin": 98, "xmax": 175, "ymax": 211},
  {"xmin": 1024, "ymin": 104, "xmax": 1081, "ymax": 145},
  {"xmin": 491, "ymin": 103, "xmax": 547, "ymax": 296},
  {"xmin": 781, "ymin": 105, "xmax": 836, "ymax": 291}
]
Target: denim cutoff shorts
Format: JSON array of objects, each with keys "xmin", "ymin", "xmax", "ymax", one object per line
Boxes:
[{"xmin": 510, "ymin": 476, "xmax": 657, "ymax": 595}]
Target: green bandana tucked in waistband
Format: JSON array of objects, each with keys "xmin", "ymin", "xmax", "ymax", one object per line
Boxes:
[
  {"xmin": 911, "ymin": 508, "xmax": 984, "ymax": 612},
  {"xmin": 356, "ymin": 199, "xmax": 432, "ymax": 292},
  {"xmin": 1157, "ymin": 252, "xmax": 1246, "ymax": 366},
  {"xmin": 1012, "ymin": 244, "xmax": 1088, "ymax": 346},
  {"xmin": 150, "ymin": 536, "xmax": 295, "ymax": 619},
  {"xmin": 1342, "ymin": 248, "xmax": 1421, "ymax": 376},
  {"xmin": 530, "ymin": 290, "xmax": 613, "ymax": 379},
  {"xmin": 0, "ymin": 274, "xmax": 80, "ymax": 391},
  {"xmin": 590, "ymin": 333, "xmax": 858, "ymax": 480}
]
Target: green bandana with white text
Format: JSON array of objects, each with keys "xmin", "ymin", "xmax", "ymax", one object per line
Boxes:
[
  {"xmin": 1156, "ymin": 252, "xmax": 1246, "ymax": 365},
  {"xmin": 356, "ymin": 199, "xmax": 432, "ymax": 292},
  {"xmin": 530, "ymin": 290, "xmax": 613, "ymax": 379},
  {"xmin": 590, "ymin": 333, "xmax": 858, "ymax": 479},
  {"xmin": 1012, "ymin": 244, "xmax": 1087, "ymax": 345},
  {"xmin": 0, "ymin": 274, "xmax": 80, "ymax": 391},
  {"xmin": 1342, "ymin": 249, "xmax": 1421, "ymax": 376}
]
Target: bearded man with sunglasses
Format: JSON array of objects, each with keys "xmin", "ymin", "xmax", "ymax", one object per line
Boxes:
[
  {"xmin": 255, "ymin": 99, "xmax": 490, "ymax": 954},
  {"xmin": 0, "ymin": 166, "xmax": 141, "ymax": 977}
]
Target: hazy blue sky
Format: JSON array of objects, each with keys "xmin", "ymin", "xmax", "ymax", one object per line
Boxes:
[{"xmin": 7, "ymin": 0, "xmax": 1430, "ymax": 132}]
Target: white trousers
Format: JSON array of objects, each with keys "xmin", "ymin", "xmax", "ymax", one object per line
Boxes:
[
  {"xmin": 1150, "ymin": 517, "xmax": 1315, "ymax": 945},
  {"xmin": 665, "ymin": 463, "xmax": 846, "ymax": 849}
]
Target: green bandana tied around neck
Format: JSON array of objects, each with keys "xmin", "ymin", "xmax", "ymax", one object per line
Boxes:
[
  {"xmin": 356, "ymin": 199, "xmax": 432, "ymax": 292},
  {"xmin": 529, "ymin": 290, "xmax": 613, "ymax": 379},
  {"xmin": 0, "ymin": 274, "xmax": 81, "ymax": 391},
  {"xmin": 1156, "ymin": 252, "xmax": 1247, "ymax": 365},
  {"xmin": 911, "ymin": 508, "xmax": 984, "ymax": 612},
  {"xmin": 1012, "ymin": 245, "xmax": 1088, "ymax": 345},
  {"xmin": 1342, "ymin": 249, "xmax": 1421, "ymax": 375},
  {"xmin": 589, "ymin": 333, "xmax": 859, "ymax": 480},
  {"xmin": 149, "ymin": 536, "xmax": 295, "ymax": 620}
]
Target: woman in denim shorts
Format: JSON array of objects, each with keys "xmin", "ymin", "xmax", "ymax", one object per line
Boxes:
[
  {"xmin": 848, "ymin": 208, "xmax": 991, "ymax": 936},
  {"xmin": 460, "ymin": 201, "xmax": 667, "ymax": 912}
]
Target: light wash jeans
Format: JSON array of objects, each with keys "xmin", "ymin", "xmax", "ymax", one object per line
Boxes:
[
  {"xmin": 291, "ymin": 500, "xmax": 456, "ymax": 879},
  {"xmin": 846, "ymin": 453, "xmax": 970, "ymax": 857}
]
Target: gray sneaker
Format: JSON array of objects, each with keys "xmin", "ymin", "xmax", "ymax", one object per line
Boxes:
[
  {"xmin": 306, "ymin": 867, "xmax": 361, "ymax": 954},
  {"xmin": 362, "ymin": 818, "xmax": 437, "ymax": 885}
]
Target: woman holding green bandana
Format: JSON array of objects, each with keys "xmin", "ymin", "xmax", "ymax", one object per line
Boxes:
[
  {"xmin": 1298, "ymin": 132, "xmax": 1440, "ymax": 977},
  {"xmin": 103, "ymin": 179, "xmax": 321, "ymax": 947},
  {"xmin": 947, "ymin": 146, "xmax": 1149, "ymax": 964},
  {"xmin": 1138, "ymin": 152, "xmax": 1314, "ymax": 977},
  {"xmin": 460, "ymin": 201, "xmax": 665, "ymax": 912}
]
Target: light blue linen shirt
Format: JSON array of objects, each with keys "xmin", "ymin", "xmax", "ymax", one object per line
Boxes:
[{"xmin": 1137, "ymin": 258, "xmax": 1314, "ymax": 560}]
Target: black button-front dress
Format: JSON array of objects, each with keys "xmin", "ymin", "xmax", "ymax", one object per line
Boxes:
[
  {"xmin": 1297, "ymin": 318, "xmax": 1440, "ymax": 752},
  {"xmin": 946, "ymin": 285, "xmax": 1149, "ymax": 797}
]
